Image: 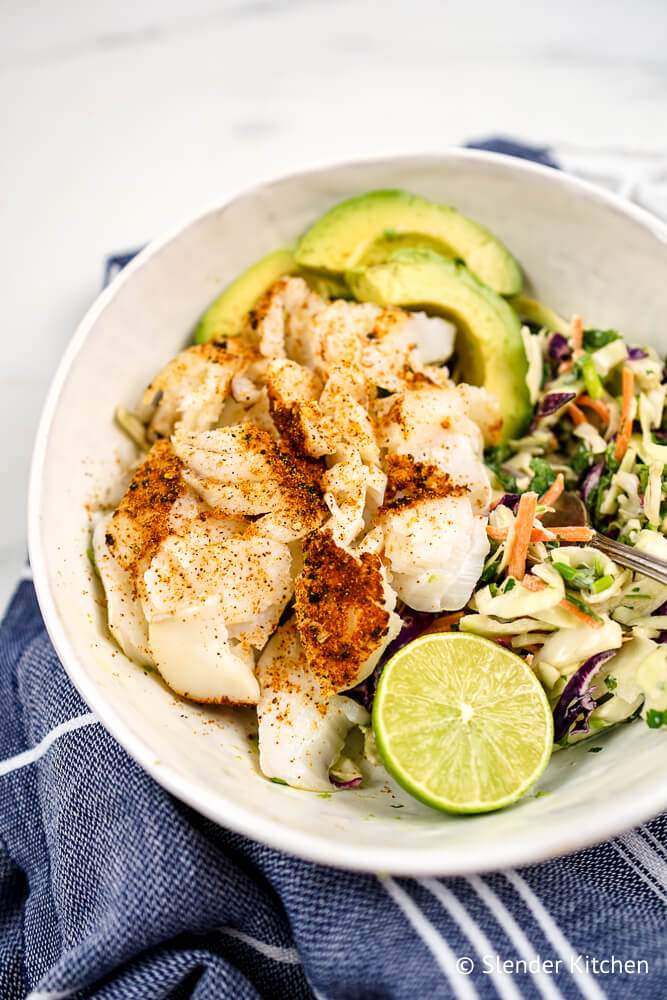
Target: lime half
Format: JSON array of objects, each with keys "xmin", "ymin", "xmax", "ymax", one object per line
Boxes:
[{"xmin": 373, "ymin": 632, "xmax": 553, "ymax": 814}]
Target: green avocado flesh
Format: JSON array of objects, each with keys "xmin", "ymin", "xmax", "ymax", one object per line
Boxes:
[
  {"xmin": 509, "ymin": 294, "xmax": 569, "ymax": 336},
  {"xmin": 295, "ymin": 189, "xmax": 522, "ymax": 296},
  {"xmin": 194, "ymin": 248, "xmax": 298, "ymax": 343},
  {"xmin": 347, "ymin": 250, "xmax": 531, "ymax": 441}
]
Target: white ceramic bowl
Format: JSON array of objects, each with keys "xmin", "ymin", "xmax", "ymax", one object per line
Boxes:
[{"xmin": 29, "ymin": 151, "xmax": 667, "ymax": 875}]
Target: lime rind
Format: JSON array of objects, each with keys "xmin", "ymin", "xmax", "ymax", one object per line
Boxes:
[{"xmin": 372, "ymin": 632, "xmax": 553, "ymax": 814}]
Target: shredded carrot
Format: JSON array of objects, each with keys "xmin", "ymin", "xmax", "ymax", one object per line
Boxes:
[
  {"xmin": 571, "ymin": 314, "xmax": 584, "ymax": 355},
  {"xmin": 486, "ymin": 525, "xmax": 555, "ymax": 543},
  {"xmin": 530, "ymin": 526, "xmax": 555, "ymax": 543},
  {"xmin": 507, "ymin": 492, "xmax": 538, "ymax": 581},
  {"xmin": 539, "ymin": 473, "xmax": 564, "ymax": 507},
  {"xmin": 423, "ymin": 611, "xmax": 464, "ymax": 635},
  {"xmin": 558, "ymin": 360, "xmax": 574, "ymax": 375},
  {"xmin": 614, "ymin": 365, "xmax": 635, "ymax": 462},
  {"xmin": 487, "ymin": 521, "xmax": 590, "ymax": 543},
  {"xmin": 549, "ymin": 526, "xmax": 594, "ymax": 542},
  {"xmin": 577, "ymin": 395, "xmax": 610, "ymax": 424},
  {"xmin": 521, "ymin": 575, "xmax": 546, "ymax": 592},
  {"xmin": 560, "ymin": 598, "xmax": 602, "ymax": 629},
  {"xmin": 568, "ymin": 402, "xmax": 586, "ymax": 426}
]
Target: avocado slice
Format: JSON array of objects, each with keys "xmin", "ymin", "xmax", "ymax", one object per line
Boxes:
[
  {"xmin": 194, "ymin": 248, "xmax": 298, "ymax": 343},
  {"xmin": 347, "ymin": 250, "xmax": 531, "ymax": 441},
  {"xmin": 295, "ymin": 190, "xmax": 522, "ymax": 296},
  {"xmin": 302, "ymin": 272, "xmax": 352, "ymax": 300},
  {"xmin": 509, "ymin": 295, "xmax": 569, "ymax": 336}
]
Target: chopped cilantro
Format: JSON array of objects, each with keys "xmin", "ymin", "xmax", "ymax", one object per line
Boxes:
[
  {"xmin": 605, "ymin": 676, "xmax": 618, "ymax": 691},
  {"xmin": 604, "ymin": 441, "xmax": 620, "ymax": 474},
  {"xmin": 637, "ymin": 463, "xmax": 650, "ymax": 494},
  {"xmin": 504, "ymin": 578, "xmax": 517, "ymax": 593},
  {"xmin": 571, "ymin": 441, "xmax": 593, "ymax": 476},
  {"xmin": 528, "ymin": 457, "xmax": 556, "ymax": 496},
  {"xmin": 480, "ymin": 559, "xmax": 499, "ymax": 585},
  {"xmin": 583, "ymin": 329, "xmax": 621, "ymax": 351},
  {"xmin": 646, "ymin": 709, "xmax": 667, "ymax": 729},
  {"xmin": 587, "ymin": 746, "xmax": 604, "ymax": 753}
]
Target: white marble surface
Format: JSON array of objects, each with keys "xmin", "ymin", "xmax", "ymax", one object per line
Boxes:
[{"xmin": 2, "ymin": 0, "xmax": 667, "ymax": 614}]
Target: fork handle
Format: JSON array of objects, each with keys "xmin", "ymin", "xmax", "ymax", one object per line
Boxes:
[{"xmin": 590, "ymin": 532, "xmax": 667, "ymax": 585}]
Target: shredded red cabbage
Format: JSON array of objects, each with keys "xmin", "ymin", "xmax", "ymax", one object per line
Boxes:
[
  {"xmin": 536, "ymin": 391, "xmax": 577, "ymax": 419},
  {"xmin": 627, "ymin": 347, "xmax": 648, "ymax": 360},
  {"xmin": 330, "ymin": 775, "xmax": 363, "ymax": 789},
  {"xmin": 495, "ymin": 493, "xmax": 521, "ymax": 514},
  {"xmin": 652, "ymin": 601, "xmax": 667, "ymax": 645},
  {"xmin": 548, "ymin": 333, "xmax": 572, "ymax": 364},
  {"xmin": 552, "ymin": 649, "xmax": 617, "ymax": 742},
  {"xmin": 580, "ymin": 460, "xmax": 604, "ymax": 503}
]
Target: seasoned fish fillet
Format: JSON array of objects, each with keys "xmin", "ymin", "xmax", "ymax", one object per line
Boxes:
[
  {"xmin": 294, "ymin": 529, "xmax": 401, "ymax": 693},
  {"xmin": 172, "ymin": 423, "xmax": 326, "ymax": 542},
  {"xmin": 100, "ymin": 275, "xmax": 501, "ymax": 788},
  {"xmin": 136, "ymin": 340, "xmax": 253, "ymax": 439},
  {"xmin": 257, "ymin": 620, "xmax": 369, "ymax": 791}
]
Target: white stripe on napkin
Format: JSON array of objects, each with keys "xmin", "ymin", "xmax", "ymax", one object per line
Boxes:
[
  {"xmin": 640, "ymin": 826, "xmax": 667, "ymax": 861},
  {"xmin": 420, "ymin": 878, "xmax": 522, "ymax": 1000},
  {"xmin": 610, "ymin": 840, "xmax": 667, "ymax": 905},
  {"xmin": 379, "ymin": 876, "xmax": 478, "ymax": 999},
  {"xmin": 27, "ymin": 990, "xmax": 77, "ymax": 999},
  {"xmin": 466, "ymin": 876, "xmax": 563, "ymax": 1000},
  {"xmin": 219, "ymin": 926, "xmax": 300, "ymax": 964},
  {"xmin": 618, "ymin": 831, "xmax": 667, "ymax": 892},
  {"xmin": 0, "ymin": 713, "xmax": 98, "ymax": 778},
  {"xmin": 503, "ymin": 871, "xmax": 605, "ymax": 1000}
]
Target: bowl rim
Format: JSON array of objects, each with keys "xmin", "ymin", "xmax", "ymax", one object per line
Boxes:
[{"xmin": 28, "ymin": 148, "xmax": 667, "ymax": 875}]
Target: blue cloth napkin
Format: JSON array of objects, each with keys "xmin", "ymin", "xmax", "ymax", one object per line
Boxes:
[{"xmin": 3, "ymin": 140, "xmax": 667, "ymax": 1000}]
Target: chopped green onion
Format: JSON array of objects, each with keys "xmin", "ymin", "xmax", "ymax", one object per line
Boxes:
[
  {"xmin": 579, "ymin": 354, "xmax": 605, "ymax": 399},
  {"xmin": 591, "ymin": 575, "xmax": 614, "ymax": 593},
  {"xmin": 563, "ymin": 590, "xmax": 603, "ymax": 622},
  {"xmin": 552, "ymin": 562, "xmax": 596, "ymax": 591}
]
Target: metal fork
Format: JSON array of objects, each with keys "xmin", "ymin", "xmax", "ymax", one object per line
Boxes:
[{"xmin": 542, "ymin": 491, "xmax": 667, "ymax": 585}]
